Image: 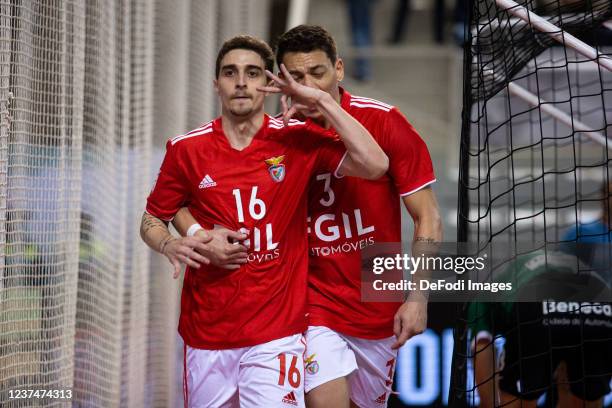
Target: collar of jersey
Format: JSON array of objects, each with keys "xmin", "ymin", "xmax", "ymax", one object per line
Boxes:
[{"xmin": 213, "ymin": 114, "xmax": 270, "ymax": 152}]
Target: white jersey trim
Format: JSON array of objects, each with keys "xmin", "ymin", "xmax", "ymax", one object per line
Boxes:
[
  {"xmin": 185, "ymin": 122, "xmax": 213, "ymax": 135},
  {"xmin": 269, "ymin": 117, "xmax": 284, "ymax": 129},
  {"xmin": 470, "ymin": 330, "xmax": 493, "ymax": 352},
  {"xmin": 171, "ymin": 128, "xmax": 213, "ymax": 145},
  {"xmin": 268, "ymin": 117, "xmax": 306, "ymax": 129},
  {"xmin": 170, "ymin": 121, "xmax": 213, "ymax": 145},
  {"xmin": 269, "ymin": 117, "xmax": 283, "ymax": 124},
  {"xmin": 350, "ymin": 95, "xmax": 393, "ymax": 109},
  {"xmin": 287, "ymin": 119, "xmax": 306, "ymax": 126},
  {"xmin": 399, "ymin": 178, "xmax": 436, "ymax": 197},
  {"xmin": 349, "ymin": 101, "xmax": 392, "ymax": 112},
  {"xmin": 333, "ymin": 151, "xmax": 349, "ymax": 179}
]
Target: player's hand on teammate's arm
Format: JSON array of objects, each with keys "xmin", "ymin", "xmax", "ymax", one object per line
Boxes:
[
  {"xmin": 193, "ymin": 228, "xmax": 249, "ymax": 270},
  {"xmin": 140, "ymin": 211, "xmax": 213, "ymax": 279},
  {"xmin": 160, "ymin": 234, "xmax": 214, "ymax": 279},
  {"xmin": 171, "ymin": 208, "xmax": 249, "ymax": 270},
  {"xmin": 391, "ymin": 300, "xmax": 428, "ymax": 350}
]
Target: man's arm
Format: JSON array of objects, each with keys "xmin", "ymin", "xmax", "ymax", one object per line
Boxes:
[
  {"xmin": 310, "ymin": 91, "xmax": 387, "ymax": 180},
  {"xmin": 259, "ymin": 64, "xmax": 388, "ymax": 180},
  {"xmin": 391, "ymin": 186, "xmax": 442, "ymax": 349},
  {"xmin": 172, "ymin": 208, "xmax": 249, "ymax": 270},
  {"xmin": 473, "ymin": 338, "xmax": 499, "ymax": 408},
  {"xmin": 140, "ymin": 139, "xmax": 248, "ymax": 275},
  {"xmin": 140, "ymin": 212, "xmax": 212, "ymax": 278}
]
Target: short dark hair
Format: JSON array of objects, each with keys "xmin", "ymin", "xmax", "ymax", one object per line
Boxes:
[
  {"xmin": 215, "ymin": 35, "xmax": 274, "ymax": 78},
  {"xmin": 275, "ymin": 25, "xmax": 338, "ymax": 68}
]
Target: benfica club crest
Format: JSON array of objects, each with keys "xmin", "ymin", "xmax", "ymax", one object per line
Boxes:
[
  {"xmin": 264, "ymin": 155, "xmax": 285, "ymax": 182},
  {"xmin": 305, "ymin": 354, "xmax": 319, "ymax": 375}
]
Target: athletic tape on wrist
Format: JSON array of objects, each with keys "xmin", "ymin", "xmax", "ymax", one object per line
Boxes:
[{"xmin": 186, "ymin": 223, "xmax": 203, "ymax": 237}]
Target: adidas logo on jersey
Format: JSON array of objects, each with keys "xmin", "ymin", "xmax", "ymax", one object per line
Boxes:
[
  {"xmin": 198, "ymin": 174, "xmax": 216, "ymax": 189},
  {"xmin": 282, "ymin": 391, "xmax": 298, "ymax": 406},
  {"xmin": 374, "ymin": 392, "xmax": 387, "ymax": 404}
]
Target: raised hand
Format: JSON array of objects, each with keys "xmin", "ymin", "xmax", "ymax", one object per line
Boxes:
[{"xmin": 257, "ymin": 64, "xmax": 324, "ymax": 124}]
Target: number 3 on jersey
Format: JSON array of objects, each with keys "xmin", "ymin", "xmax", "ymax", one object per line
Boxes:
[
  {"xmin": 316, "ymin": 173, "xmax": 335, "ymax": 207},
  {"xmin": 232, "ymin": 187, "xmax": 278, "ymax": 251}
]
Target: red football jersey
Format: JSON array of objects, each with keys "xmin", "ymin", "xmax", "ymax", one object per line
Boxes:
[
  {"xmin": 147, "ymin": 115, "xmax": 345, "ymax": 349},
  {"xmin": 307, "ymin": 89, "xmax": 436, "ymax": 339}
]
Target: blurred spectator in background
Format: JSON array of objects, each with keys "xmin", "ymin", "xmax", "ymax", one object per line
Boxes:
[
  {"xmin": 562, "ymin": 181, "xmax": 612, "ymax": 282},
  {"xmin": 388, "ymin": 0, "xmax": 410, "ymax": 44},
  {"xmin": 388, "ymin": 0, "xmax": 446, "ymax": 44},
  {"xmin": 347, "ymin": 0, "xmax": 374, "ymax": 81},
  {"xmin": 453, "ymin": 0, "xmax": 471, "ymax": 46},
  {"xmin": 470, "ymin": 250, "xmax": 612, "ymax": 408}
]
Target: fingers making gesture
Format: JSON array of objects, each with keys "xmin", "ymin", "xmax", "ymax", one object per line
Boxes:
[{"xmin": 257, "ymin": 63, "xmax": 324, "ymax": 125}]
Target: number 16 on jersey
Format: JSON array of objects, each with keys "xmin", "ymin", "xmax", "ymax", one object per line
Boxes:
[{"xmin": 232, "ymin": 187, "xmax": 278, "ymax": 251}]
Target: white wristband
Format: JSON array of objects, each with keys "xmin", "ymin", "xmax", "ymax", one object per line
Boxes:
[{"xmin": 186, "ymin": 223, "xmax": 203, "ymax": 237}]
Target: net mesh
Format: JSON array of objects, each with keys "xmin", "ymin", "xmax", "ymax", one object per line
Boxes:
[
  {"xmin": 472, "ymin": 0, "xmax": 612, "ymax": 102},
  {"xmin": 1, "ymin": 1, "xmax": 83, "ymax": 407},
  {"xmin": 453, "ymin": 0, "xmax": 612, "ymax": 405},
  {"xmin": 0, "ymin": 0, "xmax": 271, "ymax": 406}
]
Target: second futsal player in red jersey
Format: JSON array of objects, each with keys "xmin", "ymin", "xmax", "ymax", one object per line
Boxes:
[
  {"xmin": 306, "ymin": 88, "xmax": 436, "ymax": 338},
  {"xmin": 275, "ymin": 25, "xmax": 442, "ymax": 408}
]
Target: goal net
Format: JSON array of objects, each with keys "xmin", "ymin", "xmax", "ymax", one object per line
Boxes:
[
  {"xmin": 0, "ymin": 0, "xmax": 270, "ymax": 406},
  {"xmin": 453, "ymin": 0, "xmax": 612, "ymax": 405}
]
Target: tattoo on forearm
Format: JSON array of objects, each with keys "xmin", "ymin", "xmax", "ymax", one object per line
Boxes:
[
  {"xmin": 141, "ymin": 213, "xmax": 168, "ymax": 234},
  {"xmin": 414, "ymin": 237, "xmax": 436, "ymax": 243},
  {"xmin": 158, "ymin": 235, "xmax": 176, "ymax": 254}
]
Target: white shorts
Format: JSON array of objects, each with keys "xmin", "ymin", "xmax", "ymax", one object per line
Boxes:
[
  {"xmin": 184, "ymin": 334, "xmax": 306, "ymax": 408},
  {"xmin": 304, "ymin": 326, "xmax": 397, "ymax": 408}
]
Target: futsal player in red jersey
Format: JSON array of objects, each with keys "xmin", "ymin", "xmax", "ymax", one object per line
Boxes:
[
  {"xmin": 174, "ymin": 26, "xmax": 443, "ymax": 408},
  {"xmin": 140, "ymin": 35, "xmax": 387, "ymax": 407},
  {"xmin": 274, "ymin": 26, "xmax": 442, "ymax": 408}
]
